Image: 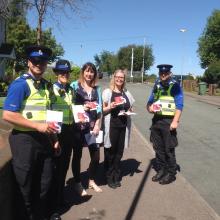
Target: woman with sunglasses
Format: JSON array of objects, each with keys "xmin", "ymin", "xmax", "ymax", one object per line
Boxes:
[
  {"xmin": 48, "ymin": 59, "xmax": 74, "ymax": 219},
  {"xmin": 102, "ymin": 69, "xmax": 135, "ymax": 189},
  {"xmin": 70, "ymin": 62, "xmax": 102, "ymax": 196}
]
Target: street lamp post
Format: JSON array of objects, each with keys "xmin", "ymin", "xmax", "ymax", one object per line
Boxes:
[
  {"xmin": 141, "ymin": 37, "xmax": 146, "ymax": 83},
  {"xmin": 130, "ymin": 47, "xmax": 134, "ymax": 82},
  {"xmin": 180, "ymin": 28, "xmax": 187, "ymax": 87}
]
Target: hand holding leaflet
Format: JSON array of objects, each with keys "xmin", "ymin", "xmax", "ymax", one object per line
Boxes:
[
  {"xmin": 46, "ymin": 110, "xmax": 63, "ymax": 133},
  {"xmin": 114, "ymin": 96, "xmax": 126, "ymax": 106},
  {"xmin": 87, "ymin": 101, "xmax": 99, "ymax": 111},
  {"xmin": 72, "ymin": 105, "xmax": 90, "ymax": 123},
  {"xmin": 152, "ymin": 100, "xmax": 162, "ymax": 112}
]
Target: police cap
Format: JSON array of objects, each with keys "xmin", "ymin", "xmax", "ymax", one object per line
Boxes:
[
  {"xmin": 53, "ymin": 59, "xmax": 71, "ymax": 73},
  {"xmin": 157, "ymin": 64, "xmax": 173, "ymax": 73},
  {"xmin": 26, "ymin": 45, "xmax": 52, "ymax": 60}
]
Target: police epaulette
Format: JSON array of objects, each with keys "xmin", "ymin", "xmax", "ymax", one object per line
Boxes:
[
  {"xmin": 21, "ymin": 73, "xmax": 31, "ymax": 79},
  {"xmin": 170, "ymin": 78, "xmax": 176, "ymax": 84}
]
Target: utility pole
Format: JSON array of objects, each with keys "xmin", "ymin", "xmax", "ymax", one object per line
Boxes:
[
  {"xmin": 141, "ymin": 37, "xmax": 146, "ymax": 83},
  {"xmin": 180, "ymin": 28, "xmax": 187, "ymax": 87},
  {"xmin": 130, "ymin": 47, "xmax": 134, "ymax": 82}
]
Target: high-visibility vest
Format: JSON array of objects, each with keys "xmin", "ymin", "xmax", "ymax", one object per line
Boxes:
[
  {"xmin": 153, "ymin": 83, "xmax": 176, "ymax": 116},
  {"xmin": 14, "ymin": 78, "xmax": 50, "ymax": 131},
  {"xmin": 51, "ymin": 84, "xmax": 73, "ymax": 125}
]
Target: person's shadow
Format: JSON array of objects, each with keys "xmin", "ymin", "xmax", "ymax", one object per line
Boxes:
[
  {"xmin": 95, "ymin": 158, "xmax": 143, "ymax": 186},
  {"xmin": 60, "ymin": 172, "xmax": 93, "ymax": 215},
  {"xmin": 60, "ymin": 158, "xmax": 142, "ymax": 215}
]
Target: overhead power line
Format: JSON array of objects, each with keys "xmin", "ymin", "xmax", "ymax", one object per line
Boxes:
[{"xmin": 65, "ymin": 35, "xmax": 148, "ymax": 45}]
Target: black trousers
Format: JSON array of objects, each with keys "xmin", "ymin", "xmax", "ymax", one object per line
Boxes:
[
  {"xmin": 9, "ymin": 130, "xmax": 53, "ymax": 220},
  {"xmin": 105, "ymin": 126, "xmax": 126, "ymax": 183},
  {"xmin": 71, "ymin": 129, "xmax": 100, "ymax": 183},
  {"xmin": 47, "ymin": 124, "xmax": 73, "ymax": 214},
  {"xmin": 150, "ymin": 118, "xmax": 178, "ymax": 175}
]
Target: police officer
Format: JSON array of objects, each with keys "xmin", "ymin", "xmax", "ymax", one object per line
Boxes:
[
  {"xmin": 2, "ymin": 45, "xmax": 60, "ymax": 220},
  {"xmin": 48, "ymin": 59, "xmax": 74, "ymax": 220},
  {"xmin": 146, "ymin": 64, "xmax": 184, "ymax": 185}
]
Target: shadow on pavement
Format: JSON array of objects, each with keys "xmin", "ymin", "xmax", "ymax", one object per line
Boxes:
[
  {"xmin": 125, "ymin": 159, "xmax": 152, "ymax": 220},
  {"xmin": 60, "ymin": 158, "xmax": 143, "ymax": 216},
  {"xmin": 95, "ymin": 158, "xmax": 143, "ymax": 186}
]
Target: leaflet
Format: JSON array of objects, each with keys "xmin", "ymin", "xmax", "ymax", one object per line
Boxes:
[{"xmin": 85, "ymin": 130, "xmax": 103, "ymax": 145}]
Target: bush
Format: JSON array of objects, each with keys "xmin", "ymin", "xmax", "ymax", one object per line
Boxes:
[{"xmin": 203, "ymin": 60, "xmax": 220, "ymax": 86}]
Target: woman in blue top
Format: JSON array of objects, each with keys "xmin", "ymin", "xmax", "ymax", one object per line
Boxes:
[{"xmin": 70, "ymin": 62, "xmax": 102, "ymax": 196}]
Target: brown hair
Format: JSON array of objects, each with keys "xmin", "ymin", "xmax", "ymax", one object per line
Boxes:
[
  {"xmin": 110, "ymin": 69, "xmax": 127, "ymax": 91},
  {"xmin": 78, "ymin": 62, "xmax": 98, "ymax": 87}
]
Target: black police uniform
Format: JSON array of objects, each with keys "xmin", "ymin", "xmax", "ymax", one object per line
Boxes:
[
  {"xmin": 47, "ymin": 60, "xmax": 74, "ymax": 219},
  {"xmin": 4, "ymin": 46, "xmax": 55, "ymax": 220},
  {"xmin": 148, "ymin": 64, "xmax": 183, "ymax": 185}
]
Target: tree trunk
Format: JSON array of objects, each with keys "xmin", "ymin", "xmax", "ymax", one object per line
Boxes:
[{"xmin": 37, "ymin": 17, "xmax": 42, "ymax": 45}]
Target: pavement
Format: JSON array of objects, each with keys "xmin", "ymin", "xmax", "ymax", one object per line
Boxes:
[
  {"xmin": 0, "ymin": 92, "xmax": 220, "ymax": 220},
  {"xmin": 60, "ymin": 125, "xmax": 220, "ymax": 220},
  {"xmin": 183, "ymin": 91, "xmax": 220, "ymax": 107}
]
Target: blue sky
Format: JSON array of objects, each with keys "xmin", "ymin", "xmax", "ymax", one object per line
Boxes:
[{"xmin": 28, "ymin": 0, "xmax": 220, "ymax": 76}]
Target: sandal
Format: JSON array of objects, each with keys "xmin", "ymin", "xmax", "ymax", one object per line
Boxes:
[{"xmin": 89, "ymin": 181, "xmax": 103, "ymax": 193}]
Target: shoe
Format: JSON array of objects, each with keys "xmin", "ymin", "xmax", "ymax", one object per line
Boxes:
[
  {"xmin": 89, "ymin": 181, "xmax": 103, "ymax": 193},
  {"xmin": 152, "ymin": 169, "xmax": 166, "ymax": 182},
  {"xmin": 74, "ymin": 182, "xmax": 88, "ymax": 196},
  {"xmin": 50, "ymin": 213, "xmax": 61, "ymax": 220},
  {"xmin": 114, "ymin": 181, "xmax": 121, "ymax": 187},
  {"xmin": 159, "ymin": 173, "xmax": 176, "ymax": 185},
  {"xmin": 107, "ymin": 181, "xmax": 117, "ymax": 189}
]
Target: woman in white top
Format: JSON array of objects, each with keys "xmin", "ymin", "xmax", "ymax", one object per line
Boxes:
[{"xmin": 102, "ymin": 69, "xmax": 135, "ymax": 189}]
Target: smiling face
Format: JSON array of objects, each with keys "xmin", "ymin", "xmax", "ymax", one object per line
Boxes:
[
  {"xmin": 83, "ymin": 67, "xmax": 95, "ymax": 83},
  {"xmin": 28, "ymin": 58, "xmax": 48, "ymax": 79},
  {"xmin": 113, "ymin": 70, "xmax": 125, "ymax": 90},
  {"xmin": 57, "ymin": 72, "xmax": 70, "ymax": 85}
]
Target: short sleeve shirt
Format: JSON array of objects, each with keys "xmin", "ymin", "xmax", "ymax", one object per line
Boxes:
[{"xmin": 3, "ymin": 76, "xmax": 30, "ymax": 112}]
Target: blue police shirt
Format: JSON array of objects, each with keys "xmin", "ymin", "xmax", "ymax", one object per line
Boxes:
[
  {"xmin": 3, "ymin": 74, "xmax": 32, "ymax": 112},
  {"xmin": 147, "ymin": 79, "xmax": 184, "ymax": 111}
]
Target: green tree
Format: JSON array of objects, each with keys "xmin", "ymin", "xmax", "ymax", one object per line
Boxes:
[
  {"xmin": 117, "ymin": 44, "xmax": 154, "ymax": 71},
  {"xmin": 28, "ymin": 0, "xmax": 92, "ymax": 44},
  {"xmin": 203, "ymin": 61, "xmax": 220, "ymax": 86},
  {"xmin": 94, "ymin": 51, "xmax": 118, "ymax": 75},
  {"xmin": 6, "ymin": 19, "xmax": 64, "ymax": 75},
  {"xmin": 6, "ymin": 0, "xmax": 64, "ymax": 76},
  {"xmin": 6, "ymin": 17, "xmax": 35, "ymax": 74},
  {"xmin": 197, "ymin": 10, "xmax": 220, "ymax": 68}
]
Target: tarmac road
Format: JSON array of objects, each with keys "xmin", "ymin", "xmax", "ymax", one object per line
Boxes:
[{"xmin": 125, "ymin": 82, "xmax": 220, "ymax": 216}]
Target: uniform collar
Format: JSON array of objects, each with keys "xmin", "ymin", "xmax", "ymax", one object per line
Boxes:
[{"xmin": 54, "ymin": 81, "xmax": 68, "ymax": 89}]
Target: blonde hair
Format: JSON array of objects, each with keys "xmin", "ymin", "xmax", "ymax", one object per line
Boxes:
[
  {"xmin": 110, "ymin": 69, "xmax": 127, "ymax": 91},
  {"xmin": 78, "ymin": 62, "xmax": 98, "ymax": 87}
]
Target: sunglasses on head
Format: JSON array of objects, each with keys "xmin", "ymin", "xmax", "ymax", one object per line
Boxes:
[{"xmin": 30, "ymin": 58, "xmax": 48, "ymax": 65}]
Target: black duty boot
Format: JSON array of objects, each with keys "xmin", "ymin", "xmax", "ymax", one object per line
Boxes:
[
  {"xmin": 152, "ymin": 169, "xmax": 166, "ymax": 182},
  {"xmin": 107, "ymin": 180, "xmax": 117, "ymax": 189},
  {"xmin": 50, "ymin": 213, "xmax": 61, "ymax": 220},
  {"xmin": 114, "ymin": 172, "xmax": 121, "ymax": 188},
  {"xmin": 159, "ymin": 173, "xmax": 176, "ymax": 185},
  {"xmin": 107, "ymin": 175, "xmax": 117, "ymax": 189}
]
